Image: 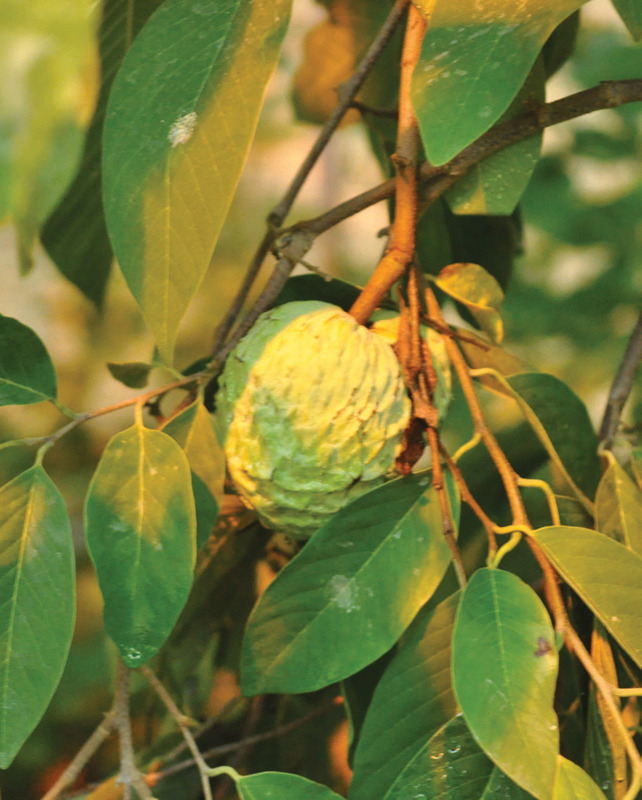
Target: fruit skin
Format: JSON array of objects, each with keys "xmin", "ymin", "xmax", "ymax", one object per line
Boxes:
[{"xmin": 216, "ymin": 301, "xmax": 412, "ymax": 539}]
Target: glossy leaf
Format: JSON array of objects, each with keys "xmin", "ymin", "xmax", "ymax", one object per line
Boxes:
[
  {"xmin": 445, "ymin": 60, "xmax": 545, "ymax": 216},
  {"xmin": 595, "ymin": 459, "xmax": 642, "ymax": 554},
  {"xmin": 384, "ymin": 714, "xmax": 495, "ymax": 800},
  {"xmin": 505, "ymin": 373, "xmax": 601, "ymax": 500},
  {"xmin": 238, "ymin": 772, "xmax": 344, "ymax": 799},
  {"xmin": 0, "ymin": 466, "xmax": 75, "ymax": 768},
  {"xmin": 411, "ymin": 0, "xmax": 587, "ymax": 165},
  {"xmin": 534, "ymin": 527, "xmax": 642, "ymax": 669},
  {"xmin": 350, "ymin": 593, "xmax": 460, "ymax": 800},
  {"xmin": 241, "ymin": 472, "xmax": 459, "ymax": 695},
  {"xmin": 610, "ymin": 0, "xmax": 642, "ymax": 41},
  {"xmin": 554, "ymin": 756, "xmax": 607, "ymax": 800},
  {"xmin": 434, "ymin": 262, "xmax": 504, "ymax": 343},
  {"xmin": 102, "ymin": 0, "xmax": 292, "ymax": 362},
  {"xmin": 0, "ymin": 314, "xmax": 57, "ymax": 405},
  {"xmin": 481, "ymin": 768, "xmax": 536, "ymax": 799},
  {"xmin": 162, "ymin": 400, "xmax": 225, "ymax": 548},
  {"xmin": 107, "ymin": 361, "xmax": 154, "ymax": 389},
  {"xmin": 85, "ymin": 423, "xmax": 196, "ymax": 666},
  {"xmin": 0, "ymin": 0, "xmax": 98, "ymax": 269},
  {"xmin": 41, "ymin": 0, "xmax": 162, "ymax": 306},
  {"xmin": 452, "ymin": 568, "xmax": 559, "ymax": 798}
]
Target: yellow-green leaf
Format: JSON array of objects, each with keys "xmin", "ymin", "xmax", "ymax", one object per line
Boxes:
[
  {"xmin": 102, "ymin": 0, "xmax": 292, "ymax": 363},
  {"xmin": 554, "ymin": 756, "xmax": 607, "ymax": 800},
  {"xmin": 434, "ymin": 262, "xmax": 504, "ymax": 343},
  {"xmin": 0, "ymin": 0, "xmax": 98, "ymax": 269},
  {"xmin": 595, "ymin": 459, "xmax": 642, "ymax": 555}
]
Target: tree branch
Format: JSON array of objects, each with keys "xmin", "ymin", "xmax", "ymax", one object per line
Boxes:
[{"xmin": 599, "ymin": 310, "xmax": 642, "ymax": 450}]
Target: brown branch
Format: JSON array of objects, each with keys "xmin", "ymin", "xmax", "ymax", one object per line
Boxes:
[
  {"xmin": 349, "ymin": 3, "xmax": 427, "ymax": 325},
  {"xmin": 209, "ymin": 0, "xmax": 410, "ymax": 357},
  {"xmin": 599, "ymin": 311, "xmax": 642, "ymax": 450}
]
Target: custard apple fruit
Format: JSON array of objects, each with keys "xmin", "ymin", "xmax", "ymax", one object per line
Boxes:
[{"xmin": 215, "ymin": 301, "xmax": 412, "ymax": 538}]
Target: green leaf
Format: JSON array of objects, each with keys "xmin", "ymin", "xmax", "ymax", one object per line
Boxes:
[
  {"xmin": 41, "ymin": 0, "xmax": 163, "ymax": 306},
  {"xmin": 452, "ymin": 568, "xmax": 559, "ymax": 799},
  {"xmin": 595, "ymin": 459, "xmax": 642, "ymax": 554},
  {"xmin": 0, "ymin": 466, "xmax": 75, "ymax": 768},
  {"xmin": 161, "ymin": 400, "xmax": 225, "ymax": 548},
  {"xmin": 445, "ymin": 59, "xmax": 545, "ymax": 216},
  {"xmin": 411, "ymin": 0, "xmax": 587, "ymax": 165},
  {"xmin": 350, "ymin": 593, "xmax": 460, "ymax": 800},
  {"xmin": 533, "ymin": 526, "xmax": 642, "ymax": 669},
  {"xmin": 584, "ymin": 689, "xmax": 616, "ymax": 800},
  {"xmin": 85, "ymin": 423, "xmax": 196, "ymax": 666},
  {"xmin": 102, "ymin": 0, "xmax": 292, "ymax": 363},
  {"xmin": 0, "ymin": 314, "xmax": 57, "ymax": 405},
  {"xmin": 482, "ymin": 767, "xmax": 537, "ymax": 798},
  {"xmin": 433, "ymin": 263, "xmax": 504, "ymax": 343},
  {"xmin": 384, "ymin": 714, "xmax": 495, "ymax": 800},
  {"xmin": 275, "ymin": 274, "xmax": 361, "ymax": 312},
  {"xmin": 630, "ymin": 446, "xmax": 642, "ymax": 490},
  {"xmin": 610, "ymin": 0, "xmax": 642, "ymax": 41},
  {"xmin": 241, "ymin": 472, "xmax": 459, "ymax": 695},
  {"xmin": 238, "ymin": 772, "xmax": 343, "ymax": 799},
  {"xmin": 504, "ymin": 373, "xmax": 601, "ymax": 501},
  {"xmin": 107, "ymin": 361, "xmax": 154, "ymax": 389},
  {"xmin": 554, "ymin": 756, "xmax": 607, "ymax": 800},
  {"xmin": 0, "ymin": 0, "xmax": 98, "ymax": 270}
]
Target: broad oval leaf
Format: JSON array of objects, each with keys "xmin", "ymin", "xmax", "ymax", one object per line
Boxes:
[
  {"xmin": 433, "ymin": 262, "xmax": 504, "ymax": 343},
  {"xmin": 0, "ymin": 0, "xmax": 98, "ymax": 269},
  {"xmin": 452, "ymin": 568, "xmax": 559, "ymax": 799},
  {"xmin": 162, "ymin": 400, "xmax": 225, "ymax": 548},
  {"xmin": 554, "ymin": 756, "xmax": 607, "ymax": 800},
  {"xmin": 102, "ymin": 0, "xmax": 293, "ymax": 363},
  {"xmin": 411, "ymin": 0, "xmax": 587, "ymax": 165},
  {"xmin": 107, "ymin": 361, "xmax": 155, "ymax": 389},
  {"xmin": 595, "ymin": 459, "xmax": 642, "ymax": 555},
  {"xmin": 85, "ymin": 424, "xmax": 196, "ymax": 666},
  {"xmin": 533, "ymin": 526, "xmax": 642, "ymax": 669},
  {"xmin": 383, "ymin": 714, "xmax": 495, "ymax": 800},
  {"xmin": 41, "ymin": 0, "xmax": 163, "ymax": 306},
  {"xmin": 0, "ymin": 466, "xmax": 75, "ymax": 768},
  {"xmin": 238, "ymin": 772, "xmax": 344, "ymax": 800},
  {"xmin": 241, "ymin": 472, "xmax": 459, "ymax": 695},
  {"xmin": 0, "ymin": 314, "xmax": 57, "ymax": 405},
  {"xmin": 350, "ymin": 593, "xmax": 460, "ymax": 800},
  {"xmin": 445, "ymin": 59, "xmax": 545, "ymax": 216}
]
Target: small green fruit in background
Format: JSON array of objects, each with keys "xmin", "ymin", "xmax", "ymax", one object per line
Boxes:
[{"xmin": 215, "ymin": 301, "xmax": 412, "ymax": 539}]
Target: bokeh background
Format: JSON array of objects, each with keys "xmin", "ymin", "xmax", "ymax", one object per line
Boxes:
[{"xmin": 0, "ymin": 0, "xmax": 640, "ymax": 796}]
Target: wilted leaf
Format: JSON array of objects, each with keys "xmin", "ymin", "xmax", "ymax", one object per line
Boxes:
[
  {"xmin": 0, "ymin": 314, "xmax": 57, "ymax": 405},
  {"xmin": 0, "ymin": 466, "xmax": 75, "ymax": 768},
  {"xmin": 241, "ymin": 472, "xmax": 459, "ymax": 695},
  {"xmin": 452, "ymin": 568, "xmax": 559, "ymax": 799},
  {"xmin": 0, "ymin": 0, "xmax": 98, "ymax": 270},
  {"xmin": 411, "ymin": 0, "xmax": 587, "ymax": 165},
  {"xmin": 534, "ymin": 526, "xmax": 642, "ymax": 668},
  {"xmin": 445, "ymin": 60, "xmax": 545, "ymax": 216},
  {"xmin": 595, "ymin": 459, "xmax": 642, "ymax": 554},
  {"xmin": 434, "ymin": 262, "xmax": 504, "ymax": 343},
  {"xmin": 41, "ymin": 0, "xmax": 162, "ymax": 306},
  {"xmin": 610, "ymin": 0, "xmax": 642, "ymax": 41},
  {"xmin": 102, "ymin": 0, "xmax": 292, "ymax": 362},
  {"xmin": 238, "ymin": 772, "xmax": 343, "ymax": 799},
  {"xmin": 554, "ymin": 756, "xmax": 607, "ymax": 800},
  {"xmin": 350, "ymin": 593, "xmax": 459, "ymax": 800},
  {"xmin": 85, "ymin": 423, "xmax": 196, "ymax": 666},
  {"xmin": 107, "ymin": 361, "xmax": 154, "ymax": 389}
]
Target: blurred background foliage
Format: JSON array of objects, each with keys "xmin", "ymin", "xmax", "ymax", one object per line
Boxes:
[{"xmin": 0, "ymin": 0, "xmax": 640, "ymax": 796}]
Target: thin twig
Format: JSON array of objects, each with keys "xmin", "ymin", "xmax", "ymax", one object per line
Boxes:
[
  {"xmin": 599, "ymin": 311, "xmax": 642, "ymax": 450},
  {"xmin": 115, "ymin": 662, "xmax": 154, "ymax": 800},
  {"xmin": 40, "ymin": 710, "xmax": 117, "ymax": 800},
  {"xmin": 140, "ymin": 666, "xmax": 213, "ymax": 800},
  {"xmin": 209, "ymin": 0, "xmax": 409, "ymax": 356}
]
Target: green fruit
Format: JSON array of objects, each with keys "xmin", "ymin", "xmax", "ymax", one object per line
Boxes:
[{"xmin": 216, "ymin": 301, "xmax": 412, "ymax": 539}]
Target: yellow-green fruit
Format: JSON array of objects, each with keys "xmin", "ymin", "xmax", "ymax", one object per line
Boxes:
[{"xmin": 216, "ymin": 301, "xmax": 412, "ymax": 539}]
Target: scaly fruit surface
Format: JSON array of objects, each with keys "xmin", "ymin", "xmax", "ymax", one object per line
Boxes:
[{"xmin": 216, "ymin": 301, "xmax": 411, "ymax": 538}]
